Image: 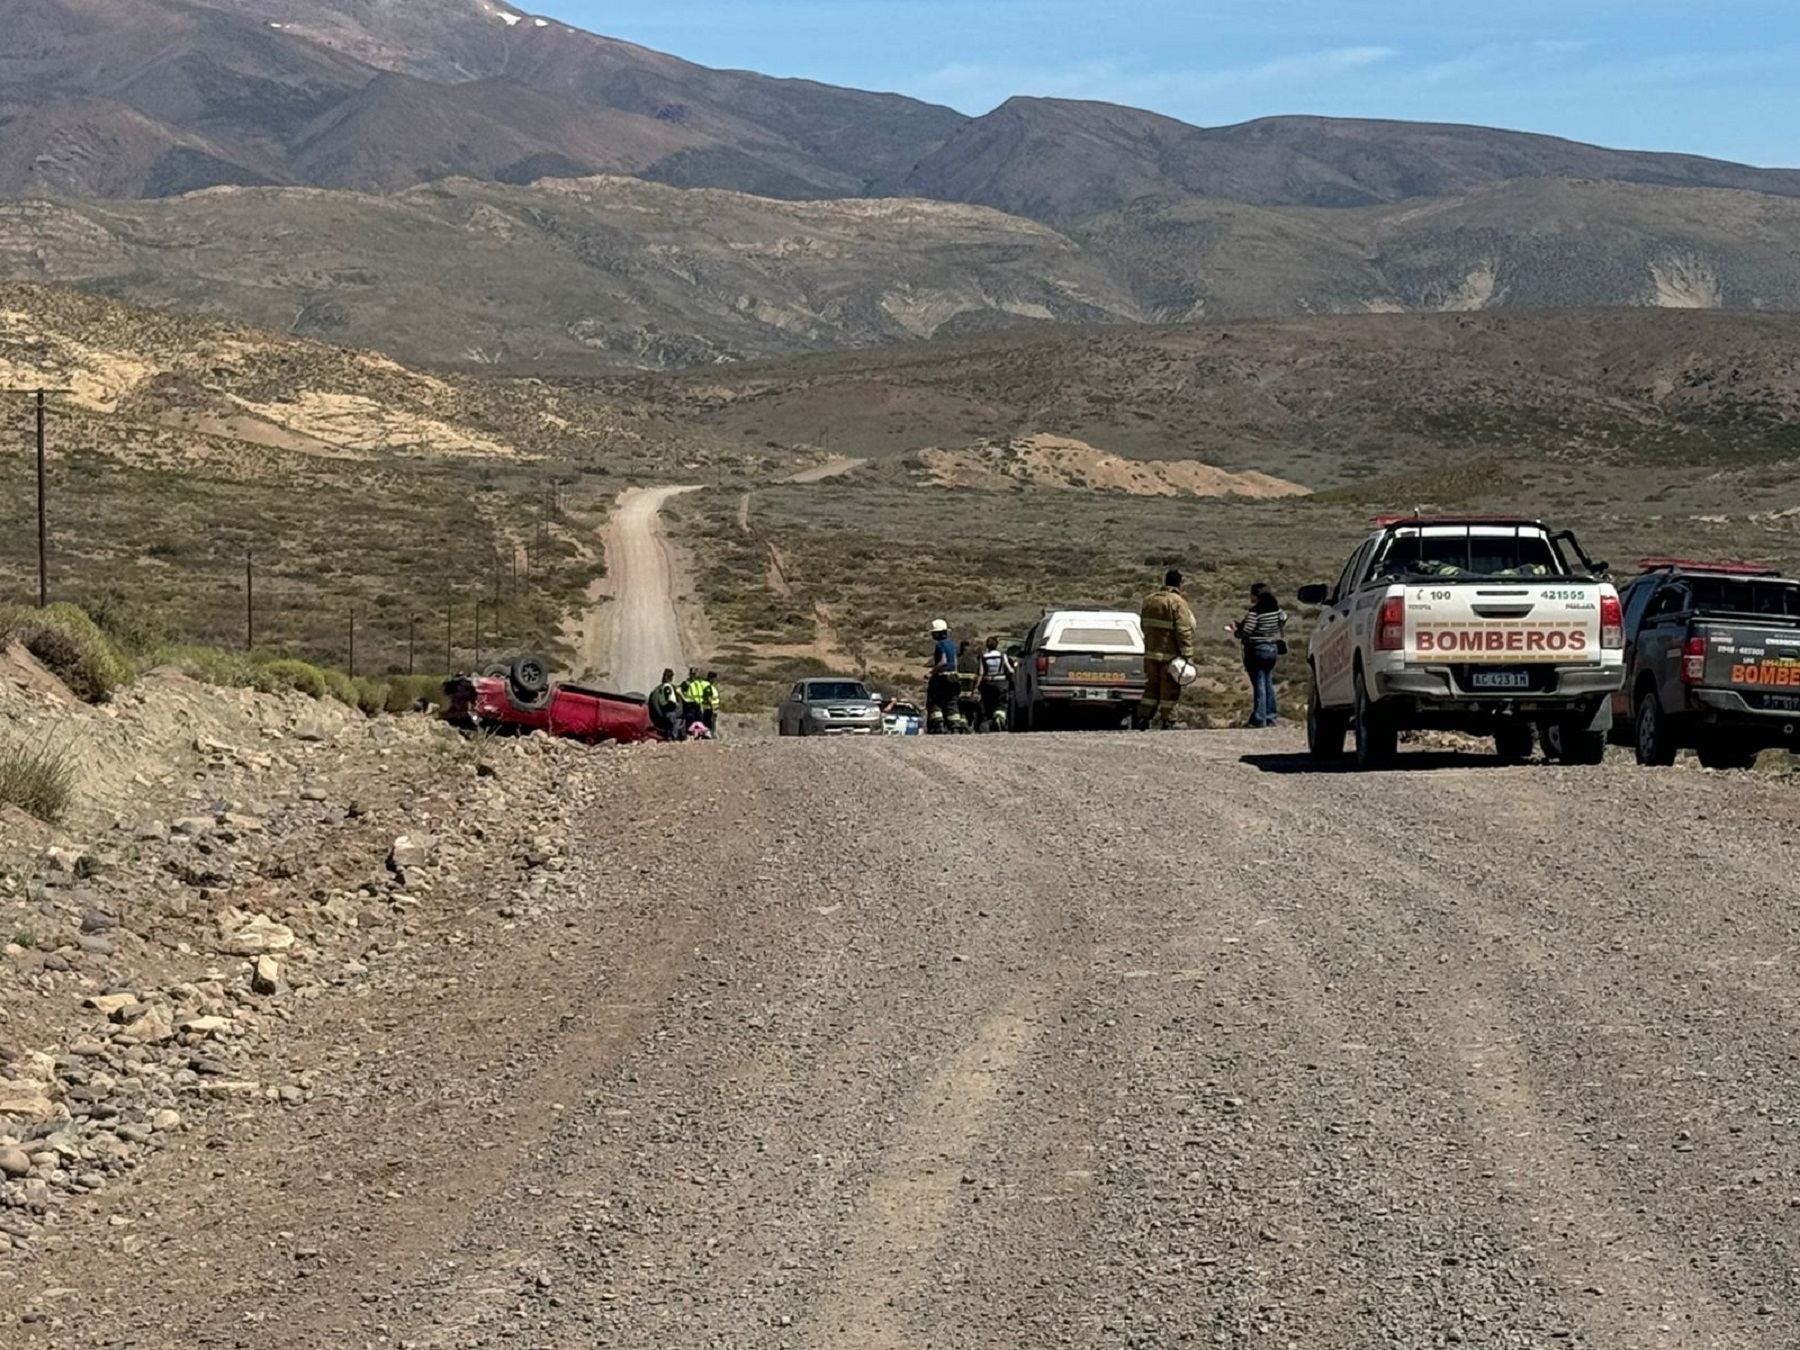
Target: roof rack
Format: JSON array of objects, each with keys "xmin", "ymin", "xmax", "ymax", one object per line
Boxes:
[
  {"xmin": 1637, "ymin": 557, "xmax": 1784, "ymax": 578},
  {"xmin": 1371, "ymin": 513, "xmax": 1541, "ymax": 528}
]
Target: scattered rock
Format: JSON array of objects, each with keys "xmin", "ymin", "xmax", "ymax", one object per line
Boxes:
[
  {"xmin": 388, "ymin": 834, "xmax": 433, "ymax": 871},
  {"xmin": 0, "ymin": 1147, "xmax": 30, "ymax": 1178},
  {"xmin": 173, "ymin": 816, "xmax": 217, "ymax": 837},
  {"xmin": 80, "ymin": 908, "xmax": 119, "ymax": 934},
  {"xmin": 0, "ymin": 1083, "xmax": 56, "ymax": 1120},
  {"xmin": 117, "ymin": 1004, "xmax": 175, "ymax": 1044},
  {"xmin": 83, "ymin": 992, "xmax": 141, "ymax": 1018},
  {"xmin": 151, "ymin": 1109, "xmax": 182, "ymax": 1133},
  {"xmin": 215, "ymin": 910, "xmax": 297, "ymax": 957},
  {"xmin": 251, "ymin": 955, "xmax": 282, "ymax": 995}
]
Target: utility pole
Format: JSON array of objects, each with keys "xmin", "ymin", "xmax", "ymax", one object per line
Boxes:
[
  {"xmin": 407, "ymin": 615, "xmax": 416, "ymax": 675},
  {"xmin": 445, "ymin": 602, "xmax": 454, "ymax": 673},
  {"xmin": 9, "ymin": 388, "xmax": 72, "ymax": 607},
  {"xmin": 348, "ymin": 611, "xmax": 357, "ymax": 678},
  {"xmin": 245, "ymin": 550, "xmax": 254, "ymax": 651},
  {"xmin": 473, "ymin": 599, "xmax": 483, "ymax": 669}
]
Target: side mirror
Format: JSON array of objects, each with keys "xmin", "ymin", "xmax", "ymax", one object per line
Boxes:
[{"xmin": 1297, "ymin": 584, "xmax": 1330, "ymax": 605}]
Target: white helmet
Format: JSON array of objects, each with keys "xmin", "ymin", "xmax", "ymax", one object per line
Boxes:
[
  {"xmin": 930, "ymin": 619, "xmax": 949, "ymax": 635},
  {"xmin": 1168, "ymin": 657, "xmax": 1199, "ymax": 687}
]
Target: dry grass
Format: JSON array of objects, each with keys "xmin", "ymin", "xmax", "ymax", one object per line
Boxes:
[{"xmin": 0, "ymin": 738, "xmax": 75, "ymax": 823}]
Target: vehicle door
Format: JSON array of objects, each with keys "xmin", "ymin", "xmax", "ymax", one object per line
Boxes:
[
  {"xmin": 1638, "ymin": 582, "xmax": 1689, "ymax": 713},
  {"xmin": 1616, "ymin": 576, "xmax": 1659, "ymax": 719},
  {"xmin": 1314, "ymin": 541, "xmax": 1373, "ymax": 709},
  {"xmin": 1016, "ymin": 621, "xmax": 1042, "ymax": 710}
]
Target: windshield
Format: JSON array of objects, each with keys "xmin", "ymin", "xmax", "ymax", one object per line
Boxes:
[
  {"xmin": 1373, "ymin": 529, "xmax": 1564, "ymax": 580},
  {"xmin": 1052, "ymin": 626, "xmax": 1138, "ymax": 648},
  {"xmin": 805, "ymin": 682, "xmax": 871, "ymax": 702},
  {"xmin": 1690, "ymin": 578, "xmax": 1800, "ymax": 617}
]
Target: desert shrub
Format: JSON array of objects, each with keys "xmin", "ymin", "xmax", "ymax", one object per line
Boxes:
[
  {"xmin": 151, "ymin": 644, "xmax": 260, "ymax": 688},
  {"xmin": 350, "ymin": 678, "xmax": 391, "ymax": 716},
  {"xmin": 321, "ymin": 669, "xmax": 358, "ymax": 707},
  {"xmin": 383, "ymin": 674, "xmax": 451, "ymax": 714},
  {"xmin": 76, "ymin": 589, "xmax": 172, "ymax": 655},
  {"xmin": 0, "ymin": 739, "xmax": 74, "ymax": 823},
  {"xmin": 0, "ymin": 603, "xmax": 134, "ymax": 702},
  {"xmin": 256, "ymin": 659, "xmax": 329, "ymax": 700}
]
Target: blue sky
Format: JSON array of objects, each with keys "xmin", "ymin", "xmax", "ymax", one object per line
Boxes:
[{"xmin": 533, "ymin": 0, "xmax": 1799, "ymax": 166}]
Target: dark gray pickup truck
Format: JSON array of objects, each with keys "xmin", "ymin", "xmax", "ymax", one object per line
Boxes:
[{"xmin": 1613, "ymin": 559, "xmax": 1800, "ymax": 768}]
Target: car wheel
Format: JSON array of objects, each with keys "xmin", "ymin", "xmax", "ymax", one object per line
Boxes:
[
  {"xmin": 1306, "ymin": 678, "xmax": 1347, "ymax": 759},
  {"xmin": 1634, "ymin": 692, "xmax": 1677, "ymax": 767},
  {"xmin": 1544, "ymin": 718, "xmax": 1607, "ymax": 766},
  {"xmin": 1352, "ymin": 669, "xmax": 1395, "ymax": 770},
  {"xmin": 1493, "ymin": 720, "xmax": 1534, "ymax": 764},
  {"xmin": 1696, "ymin": 744, "xmax": 1759, "ymax": 771}
]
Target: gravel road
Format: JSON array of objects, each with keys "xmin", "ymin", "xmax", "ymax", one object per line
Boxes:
[
  {"xmin": 18, "ymin": 732, "xmax": 1800, "ymax": 1349},
  {"xmin": 601, "ymin": 485, "xmax": 699, "ymax": 694}
]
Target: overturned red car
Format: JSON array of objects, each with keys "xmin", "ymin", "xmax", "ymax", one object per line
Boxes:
[{"xmin": 443, "ymin": 654, "xmax": 664, "ymax": 745}]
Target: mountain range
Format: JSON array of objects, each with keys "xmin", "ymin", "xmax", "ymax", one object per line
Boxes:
[{"xmin": 7, "ymin": 0, "xmax": 1800, "ymax": 369}]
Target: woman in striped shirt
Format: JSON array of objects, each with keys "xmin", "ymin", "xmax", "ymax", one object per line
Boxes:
[{"xmin": 1229, "ymin": 583, "xmax": 1288, "ymax": 728}]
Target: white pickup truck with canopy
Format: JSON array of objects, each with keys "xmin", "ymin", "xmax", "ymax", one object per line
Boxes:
[{"xmin": 1298, "ymin": 515, "xmax": 1627, "ymax": 769}]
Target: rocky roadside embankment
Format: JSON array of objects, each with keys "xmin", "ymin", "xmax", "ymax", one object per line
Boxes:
[{"xmin": 0, "ymin": 653, "xmax": 609, "ymax": 1291}]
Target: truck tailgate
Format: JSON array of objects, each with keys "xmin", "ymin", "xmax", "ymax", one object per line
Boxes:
[
  {"xmin": 1405, "ymin": 584, "xmax": 1602, "ymax": 664},
  {"xmin": 1045, "ymin": 650, "xmax": 1145, "ymax": 690},
  {"xmin": 1700, "ymin": 620, "xmax": 1800, "ymax": 708}
]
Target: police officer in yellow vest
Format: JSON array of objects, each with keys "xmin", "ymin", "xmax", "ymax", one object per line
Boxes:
[{"xmin": 1138, "ymin": 568, "xmax": 1197, "ymax": 730}]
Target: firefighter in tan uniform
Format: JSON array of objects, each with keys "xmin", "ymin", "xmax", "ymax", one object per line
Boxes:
[{"xmin": 1138, "ymin": 568, "xmax": 1197, "ymax": 729}]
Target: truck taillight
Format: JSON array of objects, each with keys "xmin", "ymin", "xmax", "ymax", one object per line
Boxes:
[
  {"xmin": 1682, "ymin": 635, "xmax": 1707, "ymax": 684},
  {"xmin": 1375, "ymin": 596, "xmax": 1405, "ymax": 651},
  {"xmin": 1600, "ymin": 593, "xmax": 1625, "ymax": 650},
  {"xmin": 1036, "ymin": 654, "xmax": 1049, "ymax": 677}
]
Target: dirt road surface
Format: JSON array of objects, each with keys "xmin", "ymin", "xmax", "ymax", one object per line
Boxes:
[
  {"xmin": 599, "ymin": 485, "xmax": 699, "ymax": 693},
  {"xmin": 24, "ymin": 730, "xmax": 1800, "ymax": 1349}
]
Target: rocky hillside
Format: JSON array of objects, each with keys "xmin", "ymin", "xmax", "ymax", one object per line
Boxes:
[
  {"xmin": 0, "ymin": 648, "xmax": 610, "ymax": 1261},
  {"xmin": 616, "ymin": 307, "xmax": 1800, "ymax": 483},
  {"xmin": 903, "ymin": 99, "xmax": 1800, "ymax": 221},
  {"xmin": 0, "ymin": 0, "xmax": 962, "ymax": 200},
  {"xmin": 13, "ymin": 174, "xmax": 1800, "ymax": 369},
  {"xmin": 0, "ymin": 182, "xmax": 1143, "ymax": 367}
]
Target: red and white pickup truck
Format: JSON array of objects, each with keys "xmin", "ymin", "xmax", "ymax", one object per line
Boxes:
[{"xmin": 1299, "ymin": 516, "xmax": 1626, "ymax": 768}]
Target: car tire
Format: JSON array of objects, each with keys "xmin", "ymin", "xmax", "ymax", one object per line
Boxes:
[
  {"xmin": 1543, "ymin": 718, "xmax": 1607, "ymax": 766},
  {"xmin": 1352, "ymin": 669, "xmax": 1396, "ymax": 770},
  {"xmin": 1696, "ymin": 744, "xmax": 1759, "ymax": 771},
  {"xmin": 1634, "ymin": 692, "xmax": 1677, "ymax": 767},
  {"xmin": 1306, "ymin": 678, "xmax": 1348, "ymax": 759},
  {"xmin": 1493, "ymin": 720, "xmax": 1534, "ymax": 764},
  {"xmin": 510, "ymin": 653, "xmax": 550, "ymax": 700}
]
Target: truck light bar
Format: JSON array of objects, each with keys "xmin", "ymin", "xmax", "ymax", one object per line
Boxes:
[
  {"xmin": 1637, "ymin": 557, "xmax": 1783, "ymax": 577},
  {"xmin": 1371, "ymin": 513, "xmax": 1541, "ymax": 528}
]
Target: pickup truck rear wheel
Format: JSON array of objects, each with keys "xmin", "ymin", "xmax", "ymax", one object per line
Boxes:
[
  {"xmin": 1543, "ymin": 718, "xmax": 1607, "ymax": 766},
  {"xmin": 1352, "ymin": 670, "xmax": 1396, "ymax": 770},
  {"xmin": 1306, "ymin": 680, "xmax": 1347, "ymax": 759},
  {"xmin": 1493, "ymin": 720, "xmax": 1534, "ymax": 764},
  {"xmin": 1634, "ymin": 692, "xmax": 1678, "ymax": 767}
]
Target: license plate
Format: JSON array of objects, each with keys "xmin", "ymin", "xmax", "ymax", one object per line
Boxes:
[
  {"xmin": 1761, "ymin": 693, "xmax": 1800, "ymax": 712},
  {"xmin": 1078, "ymin": 688, "xmax": 1115, "ymax": 701},
  {"xmin": 1470, "ymin": 669, "xmax": 1531, "ymax": 691}
]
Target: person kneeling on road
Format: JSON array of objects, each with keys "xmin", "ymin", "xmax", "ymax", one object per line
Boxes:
[
  {"xmin": 649, "ymin": 668, "xmax": 685, "ymax": 741},
  {"xmin": 1139, "ymin": 568, "xmax": 1198, "ymax": 730},
  {"xmin": 701, "ymin": 670, "xmax": 721, "ymax": 736}
]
